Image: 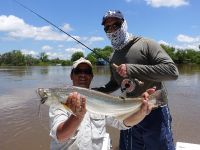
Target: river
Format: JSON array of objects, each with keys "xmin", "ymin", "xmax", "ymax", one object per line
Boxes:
[{"xmin": 0, "ymin": 64, "xmax": 200, "ymax": 150}]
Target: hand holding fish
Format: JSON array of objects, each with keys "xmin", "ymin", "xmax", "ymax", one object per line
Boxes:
[
  {"xmin": 123, "ymin": 87, "xmax": 156, "ymax": 127},
  {"xmin": 141, "ymin": 87, "xmax": 157, "ymax": 115},
  {"xmin": 65, "ymin": 92, "xmax": 87, "ymax": 119}
]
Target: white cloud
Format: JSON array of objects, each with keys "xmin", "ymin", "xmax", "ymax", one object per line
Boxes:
[
  {"xmin": 21, "ymin": 49, "xmax": 38, "ymax": 57},
  {"xmin": 88, "ymin": 36, "xmax": 104, "ymax": 42},
  {"xmin": 158, "ymin": 40, "xmax": 170, "ymax": 45},
  {"xmin": 0, "ymin": 15, "xmax": 24, "ymax": 31},
  {"xmin": 0, "ymin": 15, "xmax": 104, "ymax": 54},
  {"xmin": 174, "ymin": 34, "xmax": 200, "ymax": 50},
  {"xmin": 46, "ymin": 52, "xmax": 61, "ymax": 59},
  {"xmin": 42, "ymin": 45, "xmax": 53, "ymax": 51},
  {"xmin": 65, "ymin": 47, "xmax": 84, "ymax": 53},
  {"xmin": 157, "ymin": 37, "xmax": 199, "ymax": 51},
  {"xmin": 81, "ymin": 36, "xmax": 104, "ymax": 46},
  {"xmin": 185, "ymin": 44, "xmax": 199, "ymax": 50},
  {"xmin": 0, "ymin": 15, "xmax": 75, "ymax": 41},
  {"xmin": 145, "ymin": 0, "xmax": 189, "ymax": 8},
  {"xmin": 62, "ymin": 23, "xmax": 73, "ymax": 32},
  {"xmin": 29, "ymin": 47, "xmax": 85, "ymax": 60},
  {"xmin": 176, "ymin": 34, "xmax": 199, "ymax": 43},
  {"xmin": 39, "ymin": 46, "xmax": 89, "ymax": 59},
  {"xmin": 174, "ymin": 44, "xmax": 199, "ymax": 51}
]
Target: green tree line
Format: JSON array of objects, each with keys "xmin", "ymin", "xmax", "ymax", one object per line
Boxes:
[{"xmin": 0, "ymin": 45, "xmax": 200, "ymax": 66}]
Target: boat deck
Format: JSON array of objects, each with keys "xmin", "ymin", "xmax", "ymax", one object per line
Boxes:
[{"xmin": 176, "ymin": 142, "xmax": 200, "ymax": 150}]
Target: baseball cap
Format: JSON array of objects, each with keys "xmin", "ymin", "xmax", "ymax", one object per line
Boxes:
[
  {"xmin": 102, "ymin": 10, "xmax": 124, "ymax": 25},
  {"xmin": 72, "ymin": 57, "xmax": 92, "ymax": 69}
]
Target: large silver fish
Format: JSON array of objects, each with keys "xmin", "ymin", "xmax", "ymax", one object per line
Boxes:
[{"xmin": 37, "ymin": 86, "xmax": 167, "ymax": 121}]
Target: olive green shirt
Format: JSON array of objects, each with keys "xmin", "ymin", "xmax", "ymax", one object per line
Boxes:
[{"xmin": 96, "ymin": 36, "xmax": 179, "ymax": 98}]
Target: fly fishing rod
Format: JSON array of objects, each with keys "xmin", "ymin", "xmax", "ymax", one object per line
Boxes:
[
  {"xmin": 13, "ymin": 0, "xmax": 118, "ymax": 68},
  {"xmin": 12, "ymin": 0, "xmax": 147, "ymax": 94}
]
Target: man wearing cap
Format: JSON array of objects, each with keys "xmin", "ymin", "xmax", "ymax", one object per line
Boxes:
[
  {"xmin": 94, "ymin": 10, "xmax": 179, "ymax": 150},
  {"xmin": 49, "ymin": 57, "xmax": 155, "ymax": 150}
]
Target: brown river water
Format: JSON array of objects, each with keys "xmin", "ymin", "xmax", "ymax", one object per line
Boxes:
[{"xmin": 0, "ymin": 64, "xmax": 200, "ymax": 150}]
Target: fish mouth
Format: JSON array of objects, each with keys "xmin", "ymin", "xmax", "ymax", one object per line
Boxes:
[{"xmin": 37, "ymin": 88, "xmax": 48, "ymax": 104}]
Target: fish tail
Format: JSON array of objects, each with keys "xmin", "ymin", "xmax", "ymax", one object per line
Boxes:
[{"xmin": 154, "ymin": 89, "xmax": 168, "ymax": 106}]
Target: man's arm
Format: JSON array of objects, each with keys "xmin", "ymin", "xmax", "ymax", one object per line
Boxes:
[
  {"xmin": 117, "ymin": 40, "xmax": 179, "ymax": 81},
  {"xmin": 56, "ymin": 115, "xmax": 83, "ymax": 142},
  {"xmin": 105, "ymin": 88, "xmax": 156, "ymax": 129},
  {"xmin": 56, "ymin": 92, "xmax": 86, "ymax": 142},
  {"xmin": 123, "ymin": 88, "xmax": 155, "ymax": 127}
]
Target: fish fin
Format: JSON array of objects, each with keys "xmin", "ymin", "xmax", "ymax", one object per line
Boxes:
[
  {"xmin": 61, "ymin": 103, "xmax": 75, "ymax": 115},
  {"xmin": 115, "ymin": 109, "xmax": 138, "ymax": 121},
  {"xmin": 115, "ymin": 105, "xmax": 142, "ymax": 121},
  {"xmin": 120, "ymin": 91, "xmax": 127, "ymax": 99},
  {"xmin": 115, "ymin": 112, "xmax": 133, "ymax": 121}
]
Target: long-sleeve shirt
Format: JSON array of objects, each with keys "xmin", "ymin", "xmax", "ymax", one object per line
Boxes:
[
  {"xmin": 49, "ymin": 103, "xmax": 129, "ymax": 150},
  {"xmin": 96, "ymin": 36, "xmax": 179, "ymax": 97}
]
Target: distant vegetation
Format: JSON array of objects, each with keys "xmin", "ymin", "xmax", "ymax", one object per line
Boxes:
[{"xmin": 0, "ymin": 45, "xmax": 200, "ymax": 66}]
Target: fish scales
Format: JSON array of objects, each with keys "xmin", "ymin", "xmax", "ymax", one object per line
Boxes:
[{"xmin": 37, "ymin": 86, "xmax": 167, "ymax": 120}]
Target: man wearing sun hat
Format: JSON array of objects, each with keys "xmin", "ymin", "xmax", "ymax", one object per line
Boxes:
[
  {"xmin": 70, "ymin": 57, "xmax": 94, "ymax": 88},
  {"xmin": 49, "ymin": 57, "xmax": 154, "ymax": 150},
  {"xmin": 94, "ymin": 10, "xmax": 179, "ymax": 150}
]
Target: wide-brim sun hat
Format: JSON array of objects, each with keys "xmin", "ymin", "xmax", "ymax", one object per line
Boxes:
[{"xmin": 72, "ymin": 57, "xmax": 92, "ymax": 69}]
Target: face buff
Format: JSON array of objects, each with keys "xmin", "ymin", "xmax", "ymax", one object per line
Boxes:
[{"xmin": 106, "ymin": 20, "xmax": 131, "ymax": 51}]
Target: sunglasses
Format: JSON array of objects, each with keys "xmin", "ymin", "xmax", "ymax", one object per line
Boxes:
[
  {"xmin": 104, "ymin": 22, "xmax": 122, "ymax": 33},
  {"xmin": 73, "ymin": 68, "xmax": 92, "ymax": 75}
]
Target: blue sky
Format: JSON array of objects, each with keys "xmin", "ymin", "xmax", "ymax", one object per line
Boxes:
[{"xmin": 0, "ymin": 0, "xmax": 199, "ymax": 59}]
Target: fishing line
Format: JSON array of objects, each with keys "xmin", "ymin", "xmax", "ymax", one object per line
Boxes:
[
  {"xmin": 13, "ymin": 0, "xmax": 148, "ymax": 94},
  {"xmin": 12, "ymin": 0, "xmax": 113, "ymax": 65}
]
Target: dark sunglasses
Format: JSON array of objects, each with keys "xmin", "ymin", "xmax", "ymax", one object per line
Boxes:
[
  {"xmin": 73, "ymin": 68, "xmax": 92, "ymax": 75},
  {"xmin": 104, "ymin": 22, "xmax": 122, "ymax": 33}
]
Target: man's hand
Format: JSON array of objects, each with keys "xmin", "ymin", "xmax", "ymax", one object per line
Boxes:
[
  {"xmin": 141, "ymin": 87, "xmax": 156, "ymax": 115},
  {"xmin": 123, "ymin": 87, "xmax": 157, "ymax": 127},
  {"xmin": 65, "ymin": 92, "xmax": 86, "ymax": 119},
  {"xmin": 56, "ymin": 92, "xmax": 87, "ymax": 141},
  {"xmin": 116, "ymin": 64, "xmax": 127, "ymax": 77}
]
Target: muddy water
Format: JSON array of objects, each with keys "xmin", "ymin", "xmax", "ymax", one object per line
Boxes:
[{"xmin": 0, "ymin": 64, "xmax": 200, "ymax": 150}]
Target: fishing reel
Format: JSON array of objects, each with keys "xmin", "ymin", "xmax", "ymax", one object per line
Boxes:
[{"xmin": 121, "ymin": 78, "xmax": 144, "ymax": 94}]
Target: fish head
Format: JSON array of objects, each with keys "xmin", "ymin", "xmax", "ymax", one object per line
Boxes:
[{"xmin": 37, "ymin": 88, "xmax": 49, "ymax": 104}]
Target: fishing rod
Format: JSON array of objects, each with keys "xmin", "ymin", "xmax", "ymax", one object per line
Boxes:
[
  {"xmin": 13, "ymin": 0, "xmax": 146, "ymax": 95},
  {"xmin": 13, "ymin": 0, "xmax": 118, "ymax": 68}
]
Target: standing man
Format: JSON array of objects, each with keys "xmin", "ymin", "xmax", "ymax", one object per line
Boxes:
[
  {"xmin": 95, "ymin": 10, "xmax": 179, "ymax": 150},
  {"xmin": 49, "ymin": 57, "xmax": 155, "ymax": 150}
]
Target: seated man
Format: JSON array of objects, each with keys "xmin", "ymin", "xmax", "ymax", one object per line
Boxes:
[{"xmin": 49, "ymin": 57, "xmax": 154, "ymax": 150}]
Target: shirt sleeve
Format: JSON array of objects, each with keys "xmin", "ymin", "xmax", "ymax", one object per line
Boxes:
[
  {"xmin": 49, "ymin": 103, "xmax": 72, "ymax": 142},
  {"xmin": 127, "ymin": 39, "xmax": 179, "ymax": 82},
  {"xmin": 105, "ymin": 115, "xmax": 130, "ymax": 130}
]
